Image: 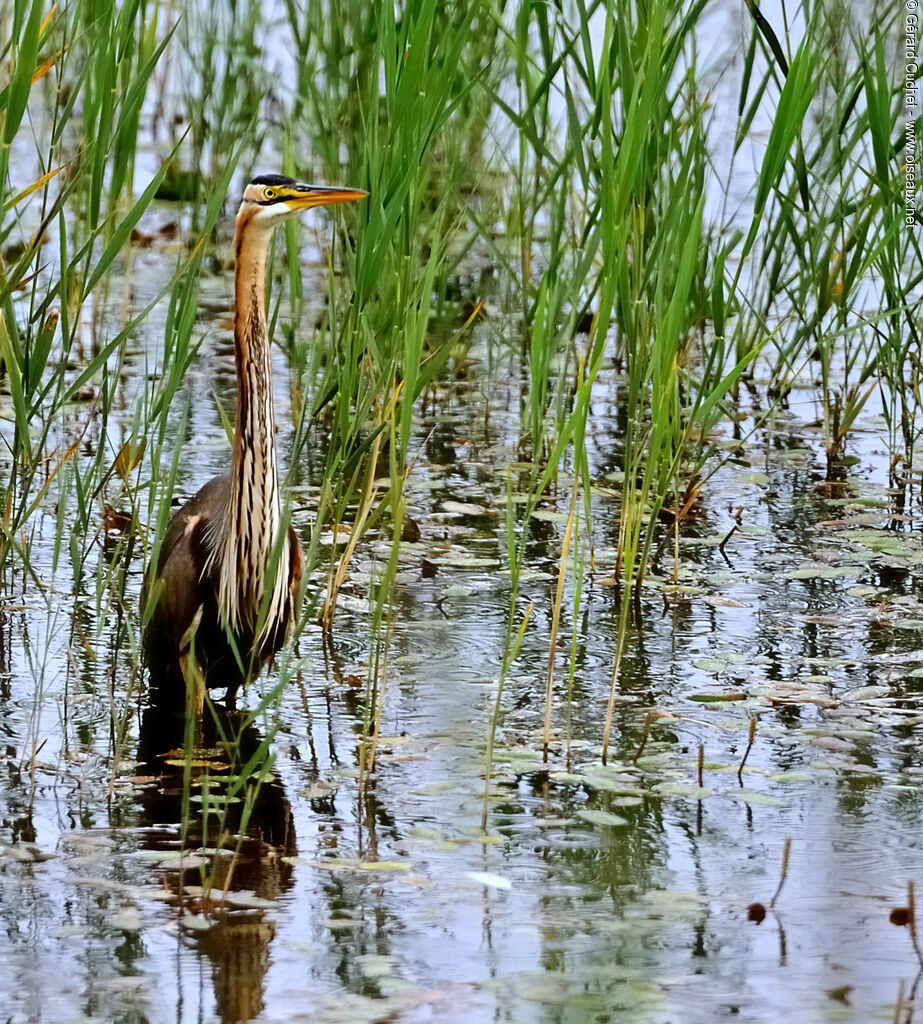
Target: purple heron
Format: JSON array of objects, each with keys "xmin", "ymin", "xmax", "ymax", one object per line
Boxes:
[{"xmin": 143, "ymin": 174, "xmax": 367, "ymax": 706}]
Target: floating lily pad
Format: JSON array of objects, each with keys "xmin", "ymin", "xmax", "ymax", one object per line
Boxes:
[
  {"xmin": 531, "ymin": 509, "xmax": 570, "ymax": 523},
  {"xmin": 223, "ymin": 891, "xmax": 278, "ymax": 908},
  {"xmin": 576, "ymin": 809, "xmax": 630, "ymax": 827},
  {"xmin": 767, "ymin": 771, "xmax": 813, "ymax": 783},
  {"xmin": 842, "ymin": 685, "xmax": 890, "ymax": 700},
  {"xmin": 735, "ymin": 790, "xmax": 784, "ymax": 806},
  {"xmin": 653, "ymin": 783, "xmax": 712, "ymax": 799},
  {"xmin": 105, "ymin": 907, "xmax": 142, "ymax": 931},
  {"xmin": 703, "ymin": 595, "xmax": 750, "ymax": 608},
  {"xmin": 441, "ymin": 500, "xmax": 493, "ymax": 516},
  {"xmin": 574, "ymin": 774, "xmax": 638, "ymax": 793},
  {"xmin": 783, "ymin": 565, "xmax": 863, "ymax": 580},
  {"xmin": 436, "ymin": 553, "xmax": 501, "ymax": 569},
  {"xmin": 180, "ymin": 913, "xmax": 212, "ymax": 932}
]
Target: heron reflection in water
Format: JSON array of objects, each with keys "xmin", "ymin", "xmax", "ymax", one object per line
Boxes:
[{"xmin": 137, "ymin": 701, "xmax": 296, "ymax": 1023}]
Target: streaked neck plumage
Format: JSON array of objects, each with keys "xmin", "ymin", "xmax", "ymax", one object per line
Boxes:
[{"xmin": 206, "ymin": 205, "xmax": 289, "ymax": 642}]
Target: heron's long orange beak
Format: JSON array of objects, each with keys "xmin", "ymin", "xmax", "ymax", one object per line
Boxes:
[{"xmin": 285, "ymin": 183, "xmax": 368, "ymax": 210}]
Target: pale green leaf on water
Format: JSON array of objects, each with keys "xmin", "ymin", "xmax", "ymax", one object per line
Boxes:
[
  {"xmin": 180, "ymin": 913, "xmax": 212, "ymax": 932},
  {"xmin": 410, "ymin": 782, "xmax": 456, "ymax": 796},
  {"xmin": 653, "ymin": 783, "xmax": 712, "ymax": 799},
  {"xmin": 783, "ymin": 565, "xmax": 863, "ymax": 580},
  {"xmin": 703, "ymin": 595, "xmax": 750, "ymax": 608},
  {"xmin": 322, "ymin": 917, "xmax": 363, "ymax": 931},
  {"xmin": 106, "ymin": 907, "xmax": 142, "ymax": 931},
  {"xmin": 805, "ymin": 725, "xmax": 875, "ymax": 740},
  {"xmin": 355, "ymin": 954, "xmax": 399, "ymax": 979},
  {"xmin": 441, "ymin": 500, "xmax": 493, "ymax": 516},
  {"xmin": 807, "ymin": 656, "xmax": 864, "ymax": 669},
  {"xmin": 578, "ymin": 773, "xmax": 647, "ymax": 796},
  {"xmin": 576, "ymin": 809, "xmax": 629, "ymax": 827},
  {"xmin": 739, "ymin": 471, "xmax": 770, "ymax": 485},
  {"xmin": 437, "ymin": 554, "xmax": 501, "ymax": 568},
  {"xmin": 808, "ymin": 735, "xmax": 855, "ymax": 752},
  {"xmin": 308, "ymin": 858, "xmax": 364, "ymax": 870},
  {"xmin": 140, "ymin": 850, "xmax": 183, "ymax": 860},
  {"xmin": 531, "ymin": 509, "xmax": 570, "ymax": 522},
  {"xmin": 843, "ymin": 685, "xmax": 890, "ymax": 700},
  {"xmin": 146, "ymin": 890, "xmax": 178, "ymax": 904},
  {"xmin": 846, "ymin": 530, "xmax": 915, "ymax": 556},
  {"xmin": 583, "ymin": 767, "xmax": 641, "ymax": 783},
  {"xmin": 693, "ymin": 658, "xmax": 725, "ymax": 673},
  {"xmin": 678, "ymin": 535, "xmax": 725, "ymax": 548},
  {"xmin": 634, "ymin": 754, "xmax": 670, "ymax": 769},
  {"xmin": 641, "ymin": 889, "xmax": 709, "ymax": 916},
  {"xmin": 735, "ymin": 790, "xmax": 784, "ymax": 807},
  {"xmin": 156, "ymin": 855, "xmax": 208, "ymax": 870},
  {"xmin": 223, "ymin": 891, "xmax": 278, "ymax": 908},
  {"xmin": 768, "ymin": 771, "xmax": 813, "ymax": 783},
  {"xmin": 838, "ymin": 549, "xmax": 875, "ymax": 563},
  {"xmin": 408, "ymin": 826, "xmax": 447, "ymax": 841},
  {"xmin": 574, "ymin": 773, "xmax": 638, "ymax": 793},
  {"xmin": 188, "ymin": 793, "xmax": 241, "ymax": 806}
]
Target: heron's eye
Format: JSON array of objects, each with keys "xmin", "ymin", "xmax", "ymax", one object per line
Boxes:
[{"xmin": 264, "ymin": 188, "xmax": 276, "ymax": 200}]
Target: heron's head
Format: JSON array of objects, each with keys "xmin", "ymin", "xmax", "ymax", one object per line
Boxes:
[{"xmin": 239, "ymin": 173, "xmax": 367, "ymax": 228}]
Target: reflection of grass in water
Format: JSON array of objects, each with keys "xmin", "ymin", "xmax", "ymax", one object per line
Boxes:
[{"xmin": 1, "ymin": 1, "xmax": 917, "ymax": 836}]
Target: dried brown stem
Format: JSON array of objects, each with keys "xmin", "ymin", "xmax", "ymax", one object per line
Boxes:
[
  {"xmin": 738, "ymin": 718, "xmax": 757, "ymax": 784},
  {"xmin": 632, "ymin": 712, "xmax": 655, "ymax": 765},
  {"xmin": 909, "ymin": 881, "xmax": 923, "ymax": 967},
  {"xmin": 769, "ymin": 838, "xmax": 792, "ymax": 909}
]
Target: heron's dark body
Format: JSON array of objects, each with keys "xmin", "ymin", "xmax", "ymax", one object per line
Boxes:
[{"xmin": 143, "ymin": 475, "xmax": 303, "ymax": 705}]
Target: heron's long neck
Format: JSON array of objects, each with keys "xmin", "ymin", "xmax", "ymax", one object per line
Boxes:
[{"xmin": 212, "ymin": 216, "xmax": 287, "ymax": 635}]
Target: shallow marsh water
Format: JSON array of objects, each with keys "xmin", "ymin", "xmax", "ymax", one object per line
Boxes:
[
  {"xmin": 1, "ymin": 228, "xmax": 922, "ymax": 1024},
  {"xmin": 1, "ymin": 0, "xmax": 921, "ymax": 1019}
]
